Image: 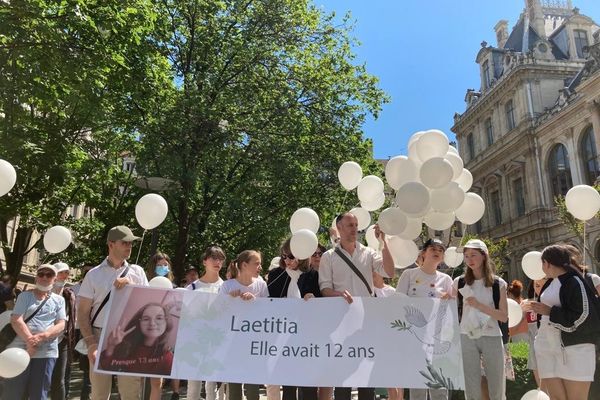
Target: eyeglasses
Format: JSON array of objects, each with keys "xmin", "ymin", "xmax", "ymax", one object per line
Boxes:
[
  {"xmin": 281, "ymin": 254, "xmax": 295, "ymax": 260},
  {"xmin": 37, "ymin": 272, "xmax": 55, "ymax": 278},
  {"xmin": 140, "ymin": 316, "xmax": 166, "ymax": 324},
  {"xmin": 312, "ymin": 252, "xmax": 323, "ymax": 257}
]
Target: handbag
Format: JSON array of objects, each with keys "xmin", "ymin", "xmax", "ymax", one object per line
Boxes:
[
  {"xmin": 334, "ymin": 247, "xmax": 376, "ymax": 297},
  {"xmin": 75, "ymin": 266, "xmax": 129, "ymax": 354},
  {"xmin": 0, "ymin": 294, "xmax": 51, "ymax": 352}
]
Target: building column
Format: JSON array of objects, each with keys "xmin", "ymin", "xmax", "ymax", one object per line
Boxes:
[
  {"xmin": 587, "ymin": 99, "xmax": 600, "ymax": 161},
  {"xmin": 566, "ymin": 127, "xmax": 584, "ymax": 185}
]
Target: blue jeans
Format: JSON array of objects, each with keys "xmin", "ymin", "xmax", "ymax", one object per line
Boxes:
[{"xmin": 3, "ymin": 357, "xmax": 56, "ymax": 400}]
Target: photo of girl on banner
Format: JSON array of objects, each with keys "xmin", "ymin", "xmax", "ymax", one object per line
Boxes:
[{"xmin": 97, "ymin": 286, "xmax": 183, "ymax": 376}]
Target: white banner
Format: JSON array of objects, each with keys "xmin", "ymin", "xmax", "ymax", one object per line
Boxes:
[{"xmin": 96, "ymin": 286, "xmax": 465, "ymax": 390}]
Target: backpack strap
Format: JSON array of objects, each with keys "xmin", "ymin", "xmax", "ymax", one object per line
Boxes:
[
  {"xmin": 493, "ymin": 277, "xmax": 510, "ymax": 344},
  {"xmin": 457, "ymin": 276, "xmax": 465, "ymax": 322}
]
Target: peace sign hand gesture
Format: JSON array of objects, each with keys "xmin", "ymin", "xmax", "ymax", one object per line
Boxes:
[{"xmin": 104, "ymin": 324, "xmax": 135, "ymax": 357}]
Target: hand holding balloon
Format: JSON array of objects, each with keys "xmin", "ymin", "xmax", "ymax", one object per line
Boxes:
[{"xmin": 113, "ymin": 276, "xmax": 131, "ymax": 290}]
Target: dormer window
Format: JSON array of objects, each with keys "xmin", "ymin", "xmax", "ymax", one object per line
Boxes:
[
  {"xmin": 574, "ymin": 29, "xmax": 589, "ymax": 58},
  {"xmin": 482, "ymin": 60, "xmax": 492, "ymax": 90}
]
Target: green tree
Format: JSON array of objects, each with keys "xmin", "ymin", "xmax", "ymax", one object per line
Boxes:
[
  {"xmin": 0, "ymin": 0, "xmax": 170, "ymax": 282},
  {"xmin": 135, "ymin": 0, "xmax": 387, "ymax": 279}
]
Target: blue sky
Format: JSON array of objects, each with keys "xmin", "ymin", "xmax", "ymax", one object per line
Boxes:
[{"xmin": 317, "ymin": 0, "xmax": 600, "ymax": 159}]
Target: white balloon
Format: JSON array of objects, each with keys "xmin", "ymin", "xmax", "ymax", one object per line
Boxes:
[
  {"xmin": 420, "ymin": 157, "xmax": 454, "ymax": 189},
  {"xmin": 349, "ymin": 207, "xmax": 371, "ymax": 231},
  {"xmin": 135, "ymin": 193, "xmax": 168, "ymax": 230},
  {"xmin": 149, "ymin": 276, "xmax": 172, "ymax": 289},
  {"xmin": 408, "ymin": 131, "xmax": 425, "ymax": 148},
  {"xmin": 522, "ymin": 251, "xmax": 545, "ymax": 280},
  {"xmin": 430, "ymin": 182, "xmax": 466, "ymax": 212},
  {"xmin": 0, "ymin": 347, "xmax": 30, "ymax": 378},
  {"xmin": 424, "ymin": 211, "xmax": 455, "ymax": 230},
  {"xmin": 455, "ymin": 168, "xmax": 473, "ymax": 191},
  {"xmin": 385, "ymin": 156, "xmax": 418, "ymax": 190},
  {"xmin": 445, "ymin": 152, "xmax": 464, "ymax": 180},
  {"xmin": 521, "ymin": 389, "xmax": 550, "ymax": 400},
  {"xmin": 455, "ymin": 193, "xmax": 485, "ymax": 225},
  {"xmin": 408, "ymin": 141, "xmax": 423, "ymax": 166},
  {"xmin": 378, "ymin": 207, "xmax": 408, "ymax": 236},
  {"xmin": 416, "ymin": 129, "xmax": 450, "ymax": 162},
  {"xmin": 338, "ymin": 161, "xmax": 363, "ymax": 191},
  {"xmin": 290, "ymin": 229, "xmax": 318, "ymax": 259},
  {"xmin": 357, "ymin": 175, "xmax": 384, "ymax": 203},
  {"xmin": 387, "ymin": 236, "xmax": 419, "ymax": 268},
  {"xmin": 43, "ymin": 226, "xmax": 72, "ymax": 254},
  {"xmin": 565, "ymin": 185, "xmax": 600, "ymax": 220},
  {"xmin": 0, "ymin": 311, "xmax": 11, "ymax": 330},
  {"xmin": 444, "ymin": 247, "xmax": 464, "ymax": 268},
  {"xmin": 397, "ymin": 217, "xmax": 423, "ymax": 240},
  {"xmin": 395, "ymin": 182, "xmax": 430, "ymax": 216},
  {"xmin": 507, "ymin": 298, "xmax": 523, "ymax": 328},
  {"xmin": 365, "ymin": 225, "xmax": 379, "ymax": 250},
  {"xmin": 0, "ymin": 159, "xmax": 17, "ymax": 197},
  {"xmin": 447, "ymin": 145, "xmax": 459, "ymax": 155},
  {"xmin": 289, "ymin": 207, "xmax": 320, "ymax": 234},
  {"xmin": 361, "ymin": 191, "xmax": 386, "ymax": 211}
]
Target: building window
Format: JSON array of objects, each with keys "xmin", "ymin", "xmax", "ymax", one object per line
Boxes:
[
  {"xmin": 513, "ymin": 178, "xmax": 526, "ymax": 217},
  {"xmin": 505, "ymin": 100, "xmax": 516, "ymax": 131},
  {"xmin": 482, "ymin": 60, "xmax": 491, "ymax": 90},
  {"xmin": 574, "ymin": 29, "xmax": 589, "ymax": 59},
  {"xmin": 467, "ymin": 133, "xmax": 475, "ymax": 160},
  {"xmin": 580, "ymin": 126, "xmax": 599, "ymax": 185},
  {"xmin": 491, "ymin": 190, "xmax": 502, "ymax": 225},
  {"xmin": 548, "ymin": 143, "xmax": 573, "ymax": 197},
  {"xmin": 485, "ymin": 118, "xmax": 494, "ymax": 146}
]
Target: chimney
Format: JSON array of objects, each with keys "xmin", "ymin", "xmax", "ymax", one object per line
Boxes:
[
  {"xmin": 495, "ymin": 20, "xmax": 509, "ymax": 48},
  {"xmin": 526, "ymin": 0, "xmax": 547, "ymax": 39}
]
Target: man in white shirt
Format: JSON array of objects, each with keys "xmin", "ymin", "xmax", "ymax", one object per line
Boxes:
[
  {"xmin": 77, "ymin": 226, "xmax": 149, "ymax": 400},
  {"xmin": 319, "ymin": 212, "xmax": 394, "ymax": 400}
]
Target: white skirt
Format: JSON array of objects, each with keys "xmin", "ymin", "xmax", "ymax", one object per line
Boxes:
[{"xmin": 534, "ymin": 323, "xmax": 595, "ymax": 381}]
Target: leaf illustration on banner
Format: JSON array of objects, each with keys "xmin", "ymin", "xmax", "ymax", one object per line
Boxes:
[
  {"xmin": 176, "ymin": 323, "xmax": 226, "ymax": 374},
  {"xmin": 182, "ymin": 297, "xmax": 230, "ymax": 321},
  {"xmin": 419, "ymin": 359, "xmax": 455, "ymax": 391}
]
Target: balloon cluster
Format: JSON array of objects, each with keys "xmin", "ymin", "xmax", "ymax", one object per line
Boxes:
[
  {"xmin": 288, "ymin": 208, "xmax": 320, "ymax": 260},
  {"xmin": 0, "ymin": 311, "xmax": 30, "ymax": 378},
  {"xmin": 337, "ymin": 129, "xmax": 483, "ymax": 268}
]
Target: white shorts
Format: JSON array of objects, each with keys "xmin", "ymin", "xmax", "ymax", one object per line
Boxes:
[{"xmin": 534, "ymin": 323, "xmax": 595, "ymax": 381}]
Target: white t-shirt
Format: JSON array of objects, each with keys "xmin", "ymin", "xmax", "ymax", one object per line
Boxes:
[
  {"xmin": 219, "ymin": 278, "xmax": 268, "ymax": 298},
  {"xmin": 396, "ymin": 267, "xmax": 453, "ymax": 298},
  {"xmin": 540, "ymin": 278, "xmax": 562, "ymax": 323},
  {"xmin": 190, "ymin": 278, "xmax": 224, "ymax": 294},
  {"xmin": 589, "ymin": 273, "xmax": 600, "ymax": 289},
  {"xmin": 374, "ymin": 285, "xmax": 396, "ymax": 298},
  {"xmin": 78, "ymin": 258, "xmax": 148, "ymax": 328},
  {"xmin": 452, "ymin": 276, "xmax": 507, "ymax": 337}
]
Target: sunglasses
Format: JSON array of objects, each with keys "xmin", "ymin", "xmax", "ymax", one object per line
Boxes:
[
  {"xmin": 37, "ymin": 271, "xmax": 55, "ymax": 278},
  {"xmin": 281, "ymin": 254, "xmax": 295, "ymax": 260},
  {"xmin": 312, "ymin": 252, "xmax": 323, "ymax": 257}
]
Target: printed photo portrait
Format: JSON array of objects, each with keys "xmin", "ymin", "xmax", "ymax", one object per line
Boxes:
[{"xmin": 97, "ymin": 285, "xmax": 184, "ymax": 377}]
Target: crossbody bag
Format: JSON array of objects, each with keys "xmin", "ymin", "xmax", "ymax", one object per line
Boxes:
[{"xmin": 334, "ymin": 247, "xmax": 376, "ymax": 297}]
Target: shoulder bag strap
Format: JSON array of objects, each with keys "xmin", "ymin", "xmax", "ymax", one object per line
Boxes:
[
  {"xmin": 457, "ymin": 276, "xmax": 465, "ymax": 321},
  {"xmin": 90, "ymin": 266, "xmax": 130, "ymax": 327},
  {"xmin": 334, "ymin": 247, "xmax": 374, "ymax": 296},
  {"xmin": 24, "ymin": 294, "xmax": 51, "ymax": 323}
]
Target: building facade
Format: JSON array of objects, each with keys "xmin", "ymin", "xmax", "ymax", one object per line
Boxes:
[{"xmin": 451, "ymin": 0, "xmax": 600, "ymax": 279}]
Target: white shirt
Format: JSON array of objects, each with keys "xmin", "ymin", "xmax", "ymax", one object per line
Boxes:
[
  {"xmin": 374, "ymin": 285, "xmax": 396, "ymax": 298},
  {"xmin": 78, "ymin": 258, "xmax": 148, "ymax": 328},
  {"xmin": 189, "ymin": 278, "xmax": 224, "ymax": 294},
  {"xmin": 540, "ymin": 278, "xmax": 562, "ymax": 323},
  {"xmin": 396, "ymin": 267, "xmax": 453, "ymax": 298},
  {"xmin": 452, "ymin": 276, "xmax": 507, "ymax": 337},
  {"xmin": 219, "ymin": 278, "xmax": 268, "ymax": 298},
  {"xmin": 319, "ymin": 242, "xmax": 389, "ymax": 297}
]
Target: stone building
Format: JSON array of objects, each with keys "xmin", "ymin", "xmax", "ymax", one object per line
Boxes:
[{"xmin": 451, "ymin": 0, "xmax": 600, "ymax": 279}]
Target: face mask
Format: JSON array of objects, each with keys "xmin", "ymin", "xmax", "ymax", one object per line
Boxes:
[
  {"xmin": 54, "ymin": 281, "xmax": 65, "ymax": 288},
  {"xmin": 36, "ymin": 283, "xmax": 53, "ymax": 292},
  {"xmin": 155, "ymin": 265, "xmax": 170, "ymax": 277}
]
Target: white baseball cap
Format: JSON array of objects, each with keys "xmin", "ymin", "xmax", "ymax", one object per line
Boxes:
[
  {"xmin": 36, "ymin": 264, "xmax": 57, "ymax": 276},
  {"xmin": 457, "ymin": 239, "xmax": 489, "ymax": 254},
  {"xmin": 53, "ymin": 262, "xmax": 70, "ymax": 273}
]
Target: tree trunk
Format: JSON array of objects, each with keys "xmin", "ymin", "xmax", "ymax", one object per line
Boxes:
[
  {"xmin": 172, "ymin": 197, "xmax": 190, "ymax": 284},
  {"xmin": 5, "ymin": 226, "xmax": 34, "ymax": 287}
]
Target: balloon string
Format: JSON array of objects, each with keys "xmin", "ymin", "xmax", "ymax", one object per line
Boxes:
[
  {"xmin": 135, "ymin": 230, "xmax": 147, "ymax": 265},
  {"xmin": 583, "ymin": 221, "xmax": 587, "ymax": 267}
]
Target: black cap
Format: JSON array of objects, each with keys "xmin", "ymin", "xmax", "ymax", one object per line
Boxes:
[
  {"xmin": 185, "ymin": 266, "xmax": 199, "ymax": 273},
  {"xmin": 422, "ymin": 238, "xmax": 446, "ymax": 251}
]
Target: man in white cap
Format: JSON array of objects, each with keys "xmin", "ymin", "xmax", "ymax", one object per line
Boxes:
[
  {"xmin": 77, "ymin": 225, "xmax": 148, "ymax": 400},
  {"xmin": 3, "ymin": 264, "xmax": 66, "ymax": 399}
]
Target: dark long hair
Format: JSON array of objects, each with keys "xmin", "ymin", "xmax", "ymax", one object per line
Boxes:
[
  {"xmin": 147, "ymin": 252, "xmax": 174, "ymax": 281},
  {"xmin": 113, "ymin": 303, "xmax": 173, "ymax": 358}
]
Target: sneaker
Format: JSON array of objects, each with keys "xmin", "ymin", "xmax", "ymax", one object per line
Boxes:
[{"xmin": 171, "ymin": 393, "xmax": 180, "ymax": 400}]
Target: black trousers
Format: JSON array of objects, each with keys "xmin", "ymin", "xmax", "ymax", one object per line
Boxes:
[
  {"xmin": 334, "ymin": 387, "xmax": 374, "ymax": 400},
  {"xmin": 282, "ymin": 386, "xmax": 318, "ymax": 400},
  {"xmin": 50, "ymin": 339, "xmax": 69, "ymax": 400}
]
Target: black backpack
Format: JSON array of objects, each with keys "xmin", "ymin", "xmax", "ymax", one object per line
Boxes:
[{"xmin": 457, "ymin": 276, "xmax": 509, "ymax": 344}]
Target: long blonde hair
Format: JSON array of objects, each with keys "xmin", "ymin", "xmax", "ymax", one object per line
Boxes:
[
  {"xmin": 464, "ymin": 249, "xmax": 495, "ymax": 287},
  {"xmin": 227, "ymin": 250, "xmax": 261, "ymax": 279}
]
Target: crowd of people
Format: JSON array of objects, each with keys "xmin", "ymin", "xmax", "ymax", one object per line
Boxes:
[{"xmin": 1, "ymin": 211, "xmax": 600, "ymax": 400}]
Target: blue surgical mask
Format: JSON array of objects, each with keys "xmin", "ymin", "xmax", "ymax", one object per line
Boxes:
[{"xmin": 155, "ymin": 265, "xmax": 170, "ymax": 277}]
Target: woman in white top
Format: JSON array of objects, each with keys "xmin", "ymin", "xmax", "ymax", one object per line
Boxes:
[
  {"xmin": 187, "ymin": 246, "xmax": 226, "ymax": 400},
  {"xmin": 452, "ymin": 239, "xmax": 507, "ymax": 400},
  {"xmin": 396, "ymin": 238, "xmax": 453, "ymax": 400},
  {"xmin": 219, "ymin": 250, "xmax": 267, "ymax": 400}
]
